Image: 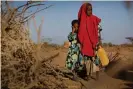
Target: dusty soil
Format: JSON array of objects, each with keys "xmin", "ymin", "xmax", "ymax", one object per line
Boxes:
[{"xmin": 41, "ymin": 44, "xmax": 133, "ymax": 89}]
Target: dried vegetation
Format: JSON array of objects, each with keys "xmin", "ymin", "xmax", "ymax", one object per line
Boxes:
[{"xmin": 1, "ymin": 1, "xmax": 70, "ymax": 89}]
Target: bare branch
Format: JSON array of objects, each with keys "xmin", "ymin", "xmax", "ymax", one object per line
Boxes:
[
  {"xmin": 15, "ymin": 1, "xmax": 41, "ymax": 11},
  {"xmin": 5, "ymin": 1, "xmax": 10, "ymax": 11},
  {"xmin": 32, "ymin": 15, "xmax": 38, "ymax": 32},
  {"xmin": 37, "ymin": 17, "xmax": 44, "ymax": 44},
  {"xmin": 21, "ymin": 5, "xmax": 53, "ymax": 23},
  {"xmin": 15, "ymin": 2, "xmax": 28, "ymax": 11},
  {"xmin": 16, "ymin": 3, "xmax": 45, "ymax": 17}
]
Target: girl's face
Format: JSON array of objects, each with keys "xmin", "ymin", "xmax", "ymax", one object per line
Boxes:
[
  {"xmin": 73, "ymin": 23, "xmax": 79, "ymax": 32},
  {"xmin": 86, "ymin": 5, "xmax": 92, "ymax": 16}
]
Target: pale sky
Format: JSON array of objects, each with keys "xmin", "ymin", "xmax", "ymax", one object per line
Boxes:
[{"xmin": 13, "ymin": 1, "xmax": 133, "ymax": 45}]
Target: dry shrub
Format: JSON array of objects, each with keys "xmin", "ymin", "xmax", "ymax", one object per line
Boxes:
[
  {"xmin": 1, "ymin": 1, "xmax": 67, "ymax": 89},
  {"xmin": 105, "ymin": 47, "xmax": 133, "ymax": 81},
  {"xmin": 120, "ymin": 43, "xmax": 133, "ymax": 47}
]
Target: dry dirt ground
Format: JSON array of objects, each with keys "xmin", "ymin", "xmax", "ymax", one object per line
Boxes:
[{"xmin": 40, "ymin": 44, "xmax": 133, "ymax": 89}]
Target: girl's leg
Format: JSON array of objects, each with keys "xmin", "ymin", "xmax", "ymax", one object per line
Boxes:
[
  {"xmin": 87, "ymin": 57, "xmax": 100, "ymax": 80},
  {"xmin": 90, "ymin": 57, "xmax": 93, "ymax": 76},
  {"xmin": 71, "ymin": 61, "xmax": 79, "ymax": 81},
  {"xmin": 85, "ymin": 57, "xmax": 93, "ymax": 80}
]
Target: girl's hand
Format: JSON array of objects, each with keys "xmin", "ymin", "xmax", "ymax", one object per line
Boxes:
[{"xmin": 72, "ymin": 26, "xmax": 76, "ymax": 34}]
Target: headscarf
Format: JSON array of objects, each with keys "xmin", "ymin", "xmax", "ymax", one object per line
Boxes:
[{"xmin": 78, "ymin": 3, "xmax": 101, "ymax": 49}]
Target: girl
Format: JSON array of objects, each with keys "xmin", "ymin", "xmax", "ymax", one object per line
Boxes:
[
  {"xmin": 78, "ymin": 3, "xmax": 101, "ymax": 80},
  {"xmin": 65, "ymin": 19, "xmax": 81, "ymax": 72}
]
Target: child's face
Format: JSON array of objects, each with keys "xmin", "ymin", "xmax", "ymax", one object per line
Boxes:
[
  {"xmin": 86, "ymin": 5, "xmax": 92, "ymax": 16},
  {"xmin": 73, "ymin": 23, "xmax": 79, "ymax": 31}
]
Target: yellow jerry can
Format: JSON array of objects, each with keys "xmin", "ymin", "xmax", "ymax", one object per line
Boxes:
[{"xmin": 97, "ymin": 46, "xmax": 109, "ymax": 67}]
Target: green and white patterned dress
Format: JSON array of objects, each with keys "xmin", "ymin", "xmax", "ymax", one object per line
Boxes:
[{"xmin": 65, "ymin": 32, "xmax": 81, "ymax": 70}]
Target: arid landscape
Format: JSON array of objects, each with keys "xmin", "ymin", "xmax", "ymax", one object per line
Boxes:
[
  {"xmin": 2, "ymin": 37, "xmax": 133, "ymax": 89},
  {"xmin": 38, "ymin": 44, "xmax": 133, "ymax": 89},
  {"xmin": 1, "ymin": 1, "xmax": 133, "ymax": 89}
]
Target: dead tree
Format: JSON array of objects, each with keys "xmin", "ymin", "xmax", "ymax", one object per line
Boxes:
[
  {"xmin": 1, "ymin": 1, "xmax": 66, "ymax": 89},
  {"xmin": 1, "ymin": 1, "xmax": 53, "ymax": 31},
  {"xmin": 125, "ymin": 37, "xmax": 133, "ymax": 44}
]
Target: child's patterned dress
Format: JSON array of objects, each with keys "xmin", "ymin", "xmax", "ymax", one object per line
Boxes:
[{"xmin": 65, "ymin": 32, "xmax": 80, "ymax": 71}]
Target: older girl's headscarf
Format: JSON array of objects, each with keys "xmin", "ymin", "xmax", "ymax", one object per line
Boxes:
[{"xmin": 78, "ymin": 3, "xmax": 101, "ymax": 49}]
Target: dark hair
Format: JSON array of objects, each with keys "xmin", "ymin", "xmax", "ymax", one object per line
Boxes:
[
  {"xmin": 86, "ymin": 3, "xmax": 92, "ymax": 7},
  {"xmin": 71, "ymin": 20, "xmax": 78, "ymax": 26}
]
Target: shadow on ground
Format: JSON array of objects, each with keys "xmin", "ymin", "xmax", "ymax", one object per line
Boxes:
[
  {"xmin": 105, "ymin": 59, "xmax": 133, "ymax": 89},
  {"xmin": 105, "ymin": 59, "xmax": 133, "ymax": 80},
  {"xmin": 122, "ymin": 83, "xmax": 133, "ymax": 89}
]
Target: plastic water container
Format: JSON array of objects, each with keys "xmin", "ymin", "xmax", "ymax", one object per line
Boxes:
[{"xmin": 97, "ymin": 46, "xmax": 109, "ymax": 67}]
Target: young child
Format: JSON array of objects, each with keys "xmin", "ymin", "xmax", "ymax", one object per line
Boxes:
[{"xmin": 65, "ymin": 20, "xmax": 81, "ymax": 72}]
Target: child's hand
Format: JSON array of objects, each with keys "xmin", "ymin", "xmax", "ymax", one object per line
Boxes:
[{"xmin": 72, "ymin": 26, "xmax": 76, "ymax": 34}]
